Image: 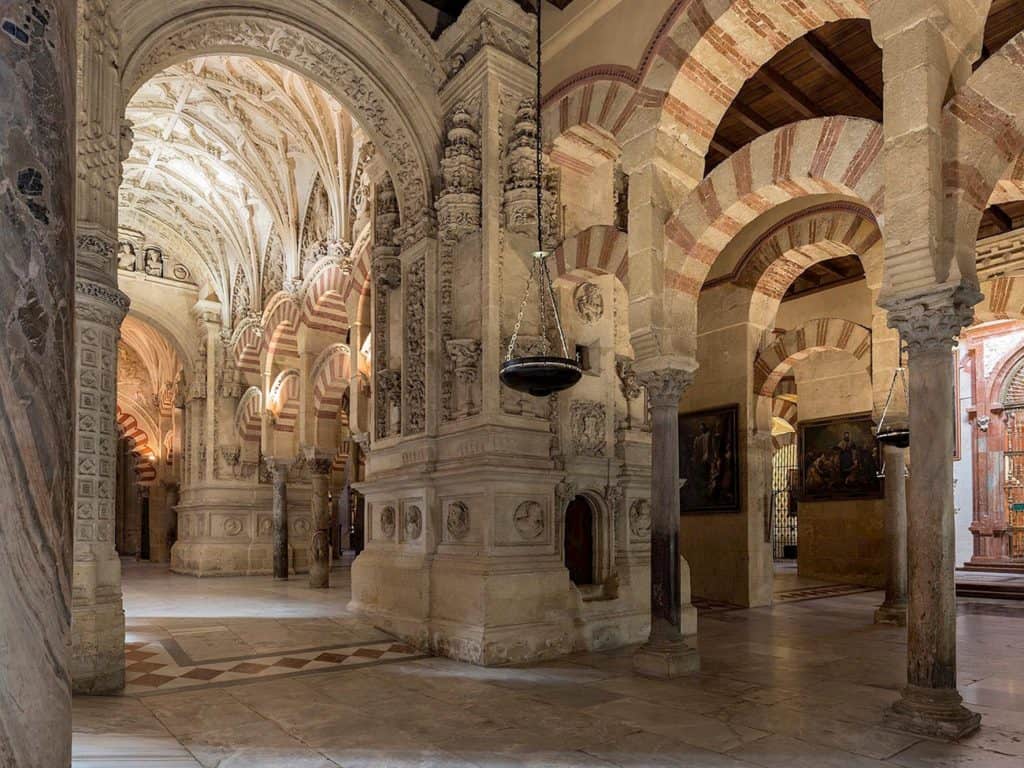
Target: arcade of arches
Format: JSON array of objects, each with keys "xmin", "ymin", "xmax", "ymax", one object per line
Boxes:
[{"xmin": 4, "ymin": 0, "xmax": 1024, "ymax": 765}]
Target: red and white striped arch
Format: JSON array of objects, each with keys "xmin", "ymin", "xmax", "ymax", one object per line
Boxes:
[
  {"xmin": 753, "ymin": 317, "xmax": 871, "ymax": 399},
  {"xmin": 312, "ymin": 344, "xmax": 352, "ymax": 419},
  {"xmin": 551, "ymin": 225, "xmax": 629, "ymax": 287},
  {"xmin": 116, "ymin": 407, "xmax": 157, "ymax": 483},
  {"xmin": 651, "ymin": 117, "xmax": 882, "ymax": 360},
  {"xmin": 233, "ymin": 317, "xmax": 263, "ymax": 376},
  {"xmin": 268, "ymin": 369, "xmax": 300, "ymax": 434},
  {"xmin": 943, "ymin": 30, "xmax": 1024, "ymax": 294},
  {"xmin": 262, "ymin": 293, "xmax": 301, "ymax": 365},
  {"xmin": 636, "ymin": 0, "xmax": 869, "ymax": 161},
  {"xmin": 234, "ymin": 386, "xmax": 263, "ymax": 445},
  {"xmin": 302, "ymin": 261, "xmax": 351, "ymax": 333}
]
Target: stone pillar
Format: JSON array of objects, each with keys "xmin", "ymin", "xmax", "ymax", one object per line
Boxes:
[
  {"xmin": 0, "ymin": 0, "xmax": 76, "ymax": 761},
  {"xmin": 876, "ymin": 444, "xmax": 908, "ymax": 625},
  {"xmin": 164, "ymin": 480, "xmax": 180, "ymax": 554},
  {"xmin": 307, "ymin": 452, "xmax": 334, "ymax": 588},
  {"xmin": 266, "ymin": 459, "xmax": 289, "ymax": 579},
  {"xmin": 633, "ymin": 366, "xmax": 700, "ymax": 678},
  {"xmin": 883, "ymin": 290, "xmax": 981, "ymax": 739}
]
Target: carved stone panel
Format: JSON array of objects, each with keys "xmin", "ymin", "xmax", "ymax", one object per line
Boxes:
[
  {"xmin": 446, "ymin": 501, "xmax": 470, "ymax": 541},
  {"xmin": 404, "ymin": 505, "xmax": 423, "ymax": 541},
  {"xmin": 380, "ymin": 506, "xmax": 397, "ymax": 539},
  {"xmin": 629, "ymin": 499, "xmax": 651, "ymax": 540},
  {"xmin": 571, "ymin": 400, "xmax": 607, "ymax": 457},
  {"xmin": 573, "ymin": 282, "xmax": 604, "ymax": 324},
  {"xmin": 513, "ymin": 501, "xmax": 545, "ymax": 540}
]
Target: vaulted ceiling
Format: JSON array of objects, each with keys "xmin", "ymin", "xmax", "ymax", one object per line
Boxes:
[{"xmin": 121, "ymin": 56, "xmax": 371, "ymax": 315}]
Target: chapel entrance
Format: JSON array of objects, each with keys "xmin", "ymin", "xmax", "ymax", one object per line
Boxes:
[{"xmin": 564, "ymin": 496, "xmax": 595, "ymax": 585}]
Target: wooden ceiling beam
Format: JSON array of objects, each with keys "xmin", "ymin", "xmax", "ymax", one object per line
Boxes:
[
  {"xmin": 989, "ymin": 204, "xmax": 1015, "ymax": 233},
  {"xmin": 755, "ymin": 65, "xmax": 818, "ymax": 119},
  {"xmin": 800, "ymin": 33, "xmax": 882, "ymax": 116},
  {"xmin": 710, "ymin": 135, "xmax": 738, "ymax": 158},
  {"xmin": 733, "ymin": 100, "xmax": 774, "ymax": 136}
]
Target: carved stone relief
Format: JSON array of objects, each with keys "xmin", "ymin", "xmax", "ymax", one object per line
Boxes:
[
  {"xmin": 513, "ymin": 501, "xmax": 545, "ymax": 540},
  {"xmin": 404, "ymin": 505, "xmax": 423, "ymax": 541},
  {"xmin": 404, "ymin": 256, "xmax": 426, "ymax": 434},
  {"xmin": 446, "ymin": 501, "xmax": 470, "ymax": 541},
  {"xmin": 380, "ymin": 506, "xmax": 397, "ymax": 539},
  {"xmin": 446, "ymin": 338, "xmax": 482, "ymax": 418},
  {"xmin": 629, "ymin": 499, "xmax": 651, "ymax": 539},
  {"xmin": 573, "ymin": 282, "xmax": 604, "ymax": 324},
  {"xmin": 571, "ymin": 400, "xmax": 606, "ymax": 457}
]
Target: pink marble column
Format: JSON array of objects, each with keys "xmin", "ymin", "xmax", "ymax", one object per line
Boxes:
[
  {"xmin": 633, "ymin": 366, "xmax": 700, "ymax": 678},
  {"xmin": 884, "ymin": 289, "xmax": 981, "ymax": 739},
  {"xmin": 0, "ymin": 0, "xmax": 77, "ymax": 763}
]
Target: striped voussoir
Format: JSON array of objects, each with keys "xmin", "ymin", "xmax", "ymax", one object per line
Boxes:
[
  {"xmin": 312, "ymin": 343, "xmax": 352, "ymax": 420},
  {"xmin": 233, "ymin": 317, "xmax": 264, "ymax": 376},
  {"xmin": 550, "ymin": 225, "xmax": 629, "ymax": 287},
  {"xmin": 116, "ymin": 406, "xmax": 156, "ymax": 482},
  {"xmin": 663, "ymin": 117, "xmax": 883, "ymax": 304},
  {"xmin": 262, "ymin": 292, "xmax": 302, "ymax": 363},
  {"xmin": 234, "ymin": 387, "xmax": 263, "ymax": 446},
  {"xmin": 268, "ymin": 369, "xmax": 300, "ymax": 434},
  {"xmin": 753, "ymin": 317, "xmax": 871, "ymax": 397}
]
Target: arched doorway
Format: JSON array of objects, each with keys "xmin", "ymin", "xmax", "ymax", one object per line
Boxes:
[{"xmin": 564, "ymin": 496, "xmax": 595, "ymax": 586}]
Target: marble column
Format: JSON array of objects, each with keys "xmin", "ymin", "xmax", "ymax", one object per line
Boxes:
[
  {"xmin": 633, "ymin": 367, "xmax": 700, "ymax": 678},
  {"xmin": 0, "ymin": 0, "xmax": 77, "ymax": 763},
  {"xmin": 876, "ymin": 444, "xmax": 908, "ymax": 626},
  {"xmin": 307, "ymin": 452, "xmax": 334, "ymax": 588},
  {"xmin": 883, "ymin": 290, "xmax": 981, "ymax": 739},
  {"xmin": 267, "ymin": 459, "xmax": 290, "ymax": 579}
]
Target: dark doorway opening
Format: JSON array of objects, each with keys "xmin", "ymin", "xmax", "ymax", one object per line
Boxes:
[{"xmin": 564, "ymin": 495, "xmax": 595, "ymax": 585}]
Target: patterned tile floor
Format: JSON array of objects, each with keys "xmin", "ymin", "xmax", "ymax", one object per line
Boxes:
[{"xmin": 124, "ymin": 638, "xmax": 423, "ymax": 696}]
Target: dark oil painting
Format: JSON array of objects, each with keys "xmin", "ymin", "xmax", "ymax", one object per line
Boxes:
[
  {"xmin": 678, "ymin": 405, "xmax": 740, "ymax": 513},
  {"xmin": 799, "ymin": 413, "xmax": 883, "ymax": 501}
]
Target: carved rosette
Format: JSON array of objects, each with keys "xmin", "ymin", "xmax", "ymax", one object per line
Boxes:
[
  {"xmin": 882, "ymin": 284, "xmax": 982, "ymax": 356},
  {"xmin": 639, "ymin": 368, "xmax": 695, "ymax": 409}
]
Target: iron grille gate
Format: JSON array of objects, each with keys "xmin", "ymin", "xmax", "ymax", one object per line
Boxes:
[
  {"xmin": 1003, "ymin": 409, "xmax": 1024, "ymax": 558},
  {"xmin": 771, "ymin": 443, "xmax": 799, "ymax": 560}
]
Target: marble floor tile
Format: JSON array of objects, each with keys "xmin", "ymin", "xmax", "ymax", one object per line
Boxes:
[{"xmin": 72, "ymin": 564, "xmax": 1024, "ymax": 767}]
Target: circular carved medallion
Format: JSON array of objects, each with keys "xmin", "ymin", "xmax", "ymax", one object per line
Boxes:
[
  {"xmin": 573, "ymin": 282, "xmax": 604, "ymax": 323},
  {"xmin": 380, "ymin": 506, "xmax": 397, "ymax": 539},
  {"xmin": 513, "ymin": 501, "xmax": 545, "ymax": 540},
  {"xmin": 224, "ymin": 517, "xmax": 243, "ymax": 537},
  {"xmin": 405, "ymin": 506, "xmax": 423, "ymax": 540},
  {"xmin": 629, "ymin": 499, "xmax": 652, "ymax": 539},
  {"xmin": 446, "ymin": 501, "xmax": 470, "ymax": 540}
]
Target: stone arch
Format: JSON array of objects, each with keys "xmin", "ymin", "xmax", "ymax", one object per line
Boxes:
[
  {"xmin": 632, "ymin": 0, "xmax": 869, "ymax": 154},
  {"xmin": 943, "ymin": 31, "xmax": 1024, "ymax": 291},
  {"xmin": 311, "ymin": 344, "xmax": 352, "ymax": 449},
  {"xmin": 302, "ymin": 260, "xmax": 352, "ymax": 333},
  {"xmin": 645, "ymin": 117, "xmax": 883, "ymax": 361},
  {"xmin": 541, "ymin": 77, "xmax": 640, "ymax": 149},
  {"xmin": 120, "ymin": 3, "xmax": 441, "ymax": 229},
  {"xmin": 268, "ymin": 369, "xmax": 300, "ymax": 434},
  {"xmin": 551, "ymin": 226, "xmax": 629, "ymax": 287},
  {"xmin": 234, "ymin": 386, "xmax": 263, "ymax": 446},
  {"xmin": 116, "ymin": 407, "xmax": 157, "ymax": 482},
  {"xmin": 232, "ymin": 316, "xmax": 264, "ymax": 377},
  {"xmin": 772, "ymin": 394, "xmax": 799, "ymax": 450},
  {"xmin": 262, "ymin": 292, "xmax": 301, "ymax": 365},
  {"xmin": 752, "ymin": 318, "xmax": 871, "ymax": 432},
  {"xmin": 559, "ymin": 489, "xmax": 615, "ymax": 594}
]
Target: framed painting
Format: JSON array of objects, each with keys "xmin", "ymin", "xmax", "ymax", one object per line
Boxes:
[
  {"xmin": 799, "ymin": 413, "xmax": 883, "ymax": 502},
  {"xmin": 678, "ymin": 405, "xmax": 740, "ymax": 513}
]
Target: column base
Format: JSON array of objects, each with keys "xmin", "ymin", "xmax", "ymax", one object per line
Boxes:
[
  {"xmin": 874, "ymin": 602, "xmax": 907, "ymax": 626},
  {"xmin": 885, "ymin": 685, "xmax": 981, "ymax": 740},
  {"xmin": 633, "ymin": 638, "xmax": 700, "ymax": 679}
]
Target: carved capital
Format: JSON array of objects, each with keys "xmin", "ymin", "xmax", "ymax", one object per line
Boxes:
[
  {"xmin": 639, "ymin": 368, "xmax": 695, "ymax": 409},
  {"xmin": 263, "ymin": 456, "xmax": 290, "ymax": 484},
  {"xmin": 75, "ymin": 278, "xmax": 130, "ymax": 326},
  {"xmin": 882, "ymin": 284, "xmax": 982, "ymax": 356}
]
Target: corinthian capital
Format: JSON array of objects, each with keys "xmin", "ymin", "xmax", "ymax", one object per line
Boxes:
[
  {"xmin": 881, "ymin": 283, "xmax": 982, "ymax": 356},
  {"xmin": 638, "ymin": 367, "xmax": 695, "ymax": 409}
]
